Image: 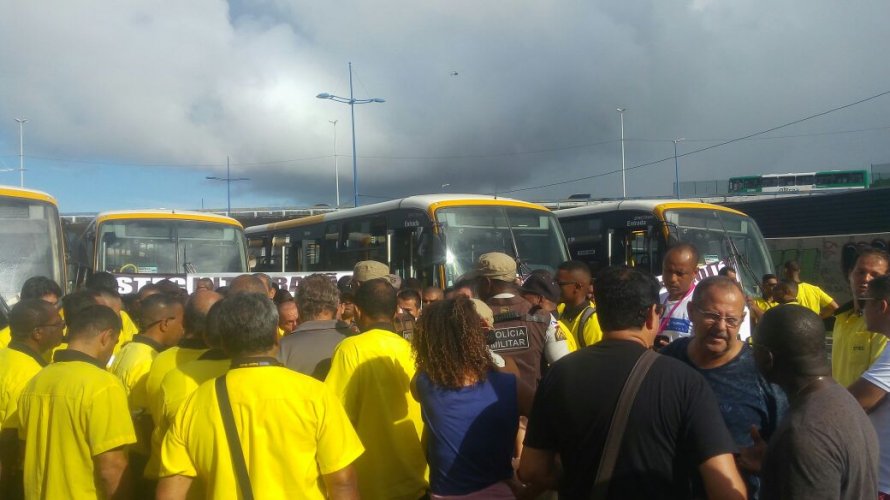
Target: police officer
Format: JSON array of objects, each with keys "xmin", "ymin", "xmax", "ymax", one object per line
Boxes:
[{"xmin": 474, "ymin": 252, "xmax": 570, "ymax": 391}]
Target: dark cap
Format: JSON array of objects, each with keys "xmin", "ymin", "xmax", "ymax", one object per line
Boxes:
[{"xmin": 519, "ymin": 273, "xmax": 560, "ymax": 303}]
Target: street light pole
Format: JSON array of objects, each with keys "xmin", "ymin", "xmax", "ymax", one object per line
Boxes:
[
  {"xmin": 15, "ymin": 117, "xmax": 27, "ymax": 187},
  {"xmin": 330, "ymin": 120, "xmax": 340, "ymax": 208},
  {"xmin": 206, "ymin": 156, "xmax": 249, "ymax": 216},
  {"xmin": 616, "ymin": 108, "xmax": 626, "ymax": 198},
  {"xmin": 317, "ymin": 63, "xmax": 385, "ymax": 208},
  {"xmin": 673, "ymin": 138, "xmax": 685, "ymax": 199}
]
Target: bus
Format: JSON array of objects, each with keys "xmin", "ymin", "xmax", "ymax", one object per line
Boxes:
[
  {"xmin": 0, "ymin": 186, "xmax": 67, "ymax": 308},
  {"xmin": 556, "ymin": 200, "xmax": 773, "ymax": 297},
  {"xmin": 728, "ymin": 169, "xmax": 870, "ymax": 194},
  {"xmin": 245, "ymin": 194, "xmax": 570, "ymax": 288},
  {"xmin": 74, "ymin": 210, "xmax": 248, "ymax": 289}
]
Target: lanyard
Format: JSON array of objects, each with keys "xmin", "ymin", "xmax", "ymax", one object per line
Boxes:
[
  {"xmin": 659, "ymin": 284, "xmax": 695, "ymax": 333},
  {"xmin": 230, "ymin": 356, "xmax": 282, "ymax": 369}
]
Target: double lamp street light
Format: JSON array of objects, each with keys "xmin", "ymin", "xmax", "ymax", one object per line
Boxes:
[{"xmin": 317, "ymin": 62, "xmax": 385, "ymax": 208}]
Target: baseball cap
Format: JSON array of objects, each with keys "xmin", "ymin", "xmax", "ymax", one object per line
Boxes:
[
  {"xmin": 352, "ymin": 261, "xmax": 390, "ymax": 283},
  {"xmin": 519, "ymin": 273, "xmax": 560, "ymax": 303},
  {"xmin": 475, "ymin": 252, "xmax": 517, "ymax": 282}
]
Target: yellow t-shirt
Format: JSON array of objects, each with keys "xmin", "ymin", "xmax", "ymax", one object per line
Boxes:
[
  {"xmin": 160, "ymin": 364, "xmax": 364, "ymax": 499},
  {"xmin": 0, "ymin": 326, "xmax": 10, "ymax": 348},
  {"xmin": 110, "ymin": 338, "xmax": 162, "ymax": 456},
  {"xmin": 143, "ymin": 346, "xmax": 208, "ymax": 480},
  {"xmin": 557, "ymin": 302, "xmax": 604, "ymax": 348},
  {"xmin": 18, "ymin": 351, "xmax": 137, "ymax": 500},
  {"xmin": 832, "ymin": 310, "xmax": 888, "ymax": 387},
  {"xmin": 0, "ymin": 344, "xmax": 46, "ymax": 430},
  {"xmin": 325, "ymin": 328, "xmax": 427, "ymax": 500},
  {"xmin": 796, "ymin": 282, "xmax": 834, "ymax": 315},
  {"xmin": 753, "ymin": 297, "xmax": 777, "ymax": 313},
  {"xmin": 117, "ymin": 310, "xmax": 139, "ymax": 353}
]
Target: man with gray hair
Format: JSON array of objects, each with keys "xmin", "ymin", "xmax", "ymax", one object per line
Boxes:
[
  {"xmin": 279, "ymin": 275, "xmax": 350, "ymax": 380},
  {"xmin": 157, "ymin": 293, "xmax": 363, "ymax": 499}
]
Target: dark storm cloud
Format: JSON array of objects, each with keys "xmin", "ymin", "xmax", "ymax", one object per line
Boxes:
[{"xmin": 2, "ymin": 0, "xmax": 890, "ymax": 210}]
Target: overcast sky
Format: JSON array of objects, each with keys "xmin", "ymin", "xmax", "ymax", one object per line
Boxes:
[{"xmin": 1, "ymin": 0, "xmax": 889, "ymax": 213}]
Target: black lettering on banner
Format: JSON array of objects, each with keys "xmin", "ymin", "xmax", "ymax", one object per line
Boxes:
[{"xmin": 489, "ymin": 325, "xmax": 530, "ymax": 353}]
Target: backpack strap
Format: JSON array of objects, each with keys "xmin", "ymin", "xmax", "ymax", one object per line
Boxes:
[
  {"xmin": 590, "ymin": 349, "xmax": 659, "ymax": 499},
  {"xmin": 215, "ymin": 375, "xmax": 255, "ymax": 500},
  {"xmin": 577, "ymin": 306, "xmax": 597, "ymax": 348}
]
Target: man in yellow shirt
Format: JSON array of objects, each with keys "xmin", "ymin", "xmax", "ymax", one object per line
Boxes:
[
  {"xmin": 111, "ymin": 292, "xmax": 184, "ymax": 495},
  {"xmin": 833, "ymin": 248, "xmax": 890, "ymax": 387},
  {"xmin": 0, "ymin": 300, "xmax": 64, "ymax": 497},
  {"xmin": 0, "ymin": 276, "xmax": 64, "ymax": 348},
  {"xmin": 747, "ymin": 273, "xmax": 778, "ymax": 326},
  {"xmin": 157, "ymin": 293, "xmax": 363, "ymax": 499},
  {"xmin": 144, "ymin": 291, "xmax": 220, "ymax": 481},
  {"xmin": 783, "ymin": 260, "xmax": 839, "ymax": 318},
  {"xmin": 18, "ymin": 304, "xmax": 135, "ymax": 499},
  {"xmin": 556, "ymin": 260, "xmax": 604, "ymax": 348},
  {"xmin": 326, "ymin": 279, "xmax": 428, "ymax": 500}
]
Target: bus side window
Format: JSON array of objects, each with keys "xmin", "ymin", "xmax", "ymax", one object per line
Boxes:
[{"xmin": 322, "ymin": 223, "xmax": 339, "ymax": 269}]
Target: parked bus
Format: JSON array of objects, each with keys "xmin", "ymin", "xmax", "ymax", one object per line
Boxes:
[
  {"xmin": 246, "ymin": 194, "xmax": 570, "ymax": 288},
  {"xmin": 556, "ymin": 200, "xmax": 773, "ymax": 297},
  {"xmin": 728, "ymin": 169, "xmax": 870, "ymax": 194},
  {"xmin": 74, "ymin": 210, "xmax": 248, "ymax": 288},
  {"xmin": 0, "ymin": 186, "xmax": 67, "ymax": 307}
]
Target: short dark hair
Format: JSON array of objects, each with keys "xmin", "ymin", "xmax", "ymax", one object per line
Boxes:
[
  {"xmin": 85, "ymin": 271, "xmax": 119, "ymax": 292},
  {"xmin": 397, "ymin": 288, "xmax": 421, "ymax": 307},
  {"xmin": 296, "ymin": 274, "xmax": 339, "ymax": 320},
  {"xmin": 67, "ymin": 304, "xmax": 121, "ymax": 341},
  {"xmin": 9, "ymin": 299, "xmax": 55, "ymax": 340},
  {"xmin": 217, "ymin": 293, "xmax": 278, "ymax": 357},
  {"xmin": 204, "ymin": 300, "xmax": 225, "ymax": 348},
  {"xmin": 692, "ymin": 276, "xmax": 743, "ymax": 303},
  {"xmin": 664, "ymin": 243, "xmax": 700, "ymax": 266},
  {"xmin": 783, "ymin": 260, "xmax": 800, "ymax": 272},
  {"xmin": 557, "ymin": 260, "xmax": 592, "ymax": 281},
  {"xmin": 273, "ymin": 288, "xmax": 293, "ymax": 305},
  {"xmin": 140, "ymin": 293, "xmax": 184, "ymax": 327},
  {"xmin": 355, "ymin": 279, "xmax": 397, "ymax": 320},
  {"xmin": 62, "ymin": 290, "xmax": 101, "ymax": 326},
  {"xmin": 229, "ymin": 275, "xmax": 267, "ymax": 295},
  {"xmin": 762, "ymin": 273, "xmax": 777, "ymax": 282},
  {"xmin": 856, "ymin": 247, "xmax": 890, "ymax": 267},
  {"xmin": 593, "ymin": 267, "xmax": 660, "ymax": 332},
  {"xmin": 183, "ymin": 292, "xmax": 219, "ymax": 339},
  {"xmin": 717, "ymin": 266, "xmax": 736, "ymax": 276},
  {"xmin": 757, "ymin": 304, "xmax": 829, "ymax": 376},
  {"xmin": 867, "ymin": 275, "xmax": 890, "ymax": 303},
  {"xmin": 777, "ymin": 279, "xmax": 799, "ymax": 297},
  {"xmin": 20, "ymin": 276, "xmax": 63, "ymax": 301}
]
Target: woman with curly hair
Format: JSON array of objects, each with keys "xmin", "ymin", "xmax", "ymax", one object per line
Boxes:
[{"xmin": 411, "ymin": 296, "xmax": 525, "ymax": 499}]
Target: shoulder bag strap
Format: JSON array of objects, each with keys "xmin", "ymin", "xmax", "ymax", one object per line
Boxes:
[
  {"xmin": 590, "ymin": 349, "xmax": 659, "ymax": 500},
  {"xmin": 577, "ymin": 306, "xmax": 597, "ymax": 348},
  {"xmin": 215, "ymin": 375, "xmax": 255, "ymax": 500}
]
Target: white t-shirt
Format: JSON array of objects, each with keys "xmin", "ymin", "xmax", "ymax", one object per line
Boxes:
[
  {"xmin": 862, "ymin": 345, "xmax": 890, "ymax": 493},
  {"xmin": 658, "ymin": 290, "xmax": 694, "ymax": 342}
]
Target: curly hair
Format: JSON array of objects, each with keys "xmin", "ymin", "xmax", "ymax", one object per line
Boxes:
[{"xmin": 412, "ymin": 296, "xmax": 493, "ymax": 389}]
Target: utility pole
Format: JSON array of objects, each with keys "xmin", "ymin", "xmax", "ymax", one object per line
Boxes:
[{"xmin": 15, "ymin": 117, "xmax": 27, "ymax": 187}]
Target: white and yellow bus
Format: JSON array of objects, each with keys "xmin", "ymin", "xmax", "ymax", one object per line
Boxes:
[
  {"xmin": 74, "ymin": 210, "xmax": 248, "ymax": 288},
  {"xmin": 556, "ymin": 200, "xmax": 773, "ymax": 297},
  {"xmin": 246, "ymin": 194, "xmax": 570, "ymax": 288},
  {"xmin": 0, "ymin": 185, "xmax": 67, "ymax": 306}
]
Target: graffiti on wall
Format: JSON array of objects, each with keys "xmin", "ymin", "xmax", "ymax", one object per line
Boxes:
[{"xmin": 767, "ymin": 233, "xmax": 890, "ymax": 305}]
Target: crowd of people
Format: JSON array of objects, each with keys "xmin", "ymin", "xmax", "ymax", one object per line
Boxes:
[{"xmin": 0, "ymin": 244, "xmax": 887, "ymax": 499}]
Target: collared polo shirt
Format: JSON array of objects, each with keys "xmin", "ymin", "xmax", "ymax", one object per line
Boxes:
[
  {"xmin": 115, "ymin": 310, "xmax": 140, "ymax": 353},
  {"xmin": 753, "ymin": 297, "xmax": 777, "ymax": 314},
  {"xmin": 558, "ymin": 301, "xmax": 604, "ymax": 348},
  {"xmin": 0, "ymin": 342, "xmax": 47, "ymax": 430},
  {"xmin": 796, "ymin": 282, "xmax": 834, "ymax": 315},
  {"xmin": 0, "ymin": 326, "xmax": 10, "ymax": 348},
  {"xmin": 111, "ymin": 335, "xmax": 165, "ymax": 411},
  {"xmin": 832, "ymin": 310, "xmax": 888, "ymax": 387},
  {"xmin": 145, "ymin": 341, "xmax": 208, "ymax": 418},
  {"xmin": 18, "ymin": 349, "xmax": 136, "ymax": 500},
  {"xmin": 160, "ymin": 360, "xmax": 364, "ymax": 499},
  {"xmin": 325, "ymin": 326, "xmax": 427, "ymax": 500}
]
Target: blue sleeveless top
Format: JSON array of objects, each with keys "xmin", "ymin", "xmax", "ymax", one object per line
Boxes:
[{"xmin": 416, "ymin": 369, "xmax": 518, "ymax": 495}]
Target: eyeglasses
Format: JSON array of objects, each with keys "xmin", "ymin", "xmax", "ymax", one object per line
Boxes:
[{"xmin": 695, "ymin": 307, "xmax": 743, "ymax": 328}]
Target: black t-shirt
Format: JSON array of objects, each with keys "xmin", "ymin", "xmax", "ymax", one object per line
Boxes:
[{"xmin": 524, "ymin": 339, "xmax": 736, "ymax": 499}]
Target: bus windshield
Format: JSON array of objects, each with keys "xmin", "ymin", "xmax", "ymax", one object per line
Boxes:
[
  {"xmin": 663, "ymin": 208, "xmax": 772, "ymax": 296},
  {"xmin": 435, "ymin": 205, "xmax": 569, "ymax": 283},
  {"xmin": 98, "ymin": 219, "xmax": 247, "ymax": 274},
  {"xmin": 0, "ymin": 198, "xmax": 64, "ymax": 304}
]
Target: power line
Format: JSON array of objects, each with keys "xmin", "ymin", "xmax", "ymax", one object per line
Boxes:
[{"xmin": 499, "ymin": 89, "xmax": 890, "ymax": 195}]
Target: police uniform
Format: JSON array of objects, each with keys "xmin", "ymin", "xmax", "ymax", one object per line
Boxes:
[{"xmin": 487, "ymin": 293, "xmax": 569, "ymax": 390}]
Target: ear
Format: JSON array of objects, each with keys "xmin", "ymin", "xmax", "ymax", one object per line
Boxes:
[
  {"xmin": 99, "ymin": 328, "xmax": 116, "ymax": 348},
  {"xmin": 881, "ymin": 299, "xmax": 890, "ymax": 315},
  {"xmin": 644, "ymin": 304, "xmax": 659, "ymax": 331}
]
